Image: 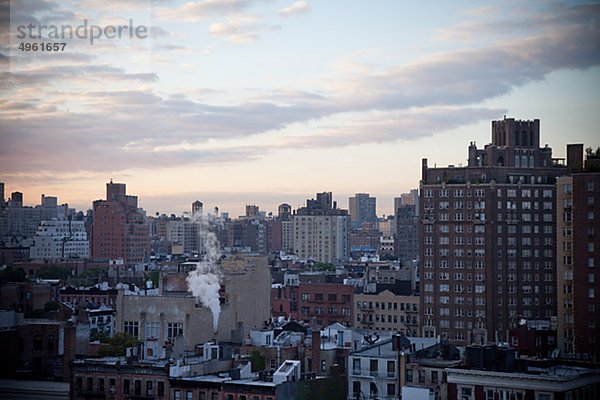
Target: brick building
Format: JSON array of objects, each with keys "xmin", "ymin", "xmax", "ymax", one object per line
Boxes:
[
  {"xmin": 420, "ymin": 118, "xmax": 568, "ymax": 343},
  {"xmin": 295, "ymin": 282, "xmax": 354, "ymax": 327},
  {"xmin": 92, "ymin": 181, "xmax": 150, "ymax": 264},
  {"xmin": 556, "ymin": 144, "xmax": 600, "ymax": 360}
]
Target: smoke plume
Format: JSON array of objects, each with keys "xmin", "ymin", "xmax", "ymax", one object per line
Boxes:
[{"xmin": 186, "ymin": 212, "xmax": 222, "ymax": 333}]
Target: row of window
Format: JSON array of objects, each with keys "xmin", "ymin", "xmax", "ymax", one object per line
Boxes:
[
  {"xmin": 74, "ymin": 375, "xmax": 164, "ymax": 397},
  {"xmin": 423, "ymin": 188, "xmax": 554, "ymax": 199},
  {"xmin": 123, "ymin": 321, "xmax": 183, "ymax": 340}
]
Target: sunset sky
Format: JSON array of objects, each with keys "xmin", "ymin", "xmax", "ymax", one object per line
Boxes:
[{"xmin": 1, "ymin": 0, "xmax": 599, "ymax": 217}]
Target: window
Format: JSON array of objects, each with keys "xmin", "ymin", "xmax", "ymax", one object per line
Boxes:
[
  {"xmin": 460, "ymin": 387, "xmax": 474, "ymax": 400},
  {"xmin": 146, "ymin": 321, "xmax": 160, "ymax": 339},
  {"xmin": 174, "ymin": 390, "xmax": 181, "ymax": 400},
  {"xmin": 167, "ymin": 323, "xmax": 183, "ymax": 339},
  {"xmin": 352, "ymin": 358, "xmax": 361, "ymax": 375},
  {"xmin": 134, "ymin": 380, "xmax": 141, "ymax": 396},
  {"xmin": 124, "ymin": 321, "xmax": 139, "ymax": 337},
  {"xmin": 157, "ymin": 381, "xmax": 164, "ymax": 396},
  {"xmin": 123, "ymin": 379, "xmax": 130, "ymax": 394},
  {"xmin": 147, "ymin": 381, "xmax": 153, "ymax": 396},
  {"xmin": 419, "ymin": 370, "xmax": 426, "ymax": 383},
  {"xmin": 431, "ymin": 370, "xmax": 438, "ymax": 383},
  {"xmin": 387, "ymin": 384, "xmax": 396, "ymax": 396},
  {"xmin": 186, "ymin": 391, "xmax": 193, "ymax": 400}
]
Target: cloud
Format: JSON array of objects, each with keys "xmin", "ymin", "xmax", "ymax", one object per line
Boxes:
[
  {"xmin": 208, "ymin": 15, "xmax": 280, "ymax": 44},
  {"xmin": 155, "ymin": 0, "xmax": 257, "ymax": 22},
  {"xmin": 1, "ymin": 0, "xmax": 598, "ymax": 180},
  {"xmin": 278, "ymin": 1, "xmax": 310, "ymax": 18}
]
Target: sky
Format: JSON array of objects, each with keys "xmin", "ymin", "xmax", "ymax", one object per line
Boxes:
[{"xmin": 1, "ymin": 0, "xmax": 599, "ymax": 217}]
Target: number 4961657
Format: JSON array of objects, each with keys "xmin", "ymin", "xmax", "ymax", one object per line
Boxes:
[{"xmin": 19, "ymin": 42, "xmax": 66, "ymax": 51}]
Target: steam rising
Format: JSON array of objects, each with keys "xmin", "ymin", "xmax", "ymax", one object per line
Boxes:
[{"xmin": 186, "ymin": 212, "xmax": 222, "ymax": 333}]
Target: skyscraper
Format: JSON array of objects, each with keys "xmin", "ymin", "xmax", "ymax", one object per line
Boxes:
[
  {"xmin": 92, "ymin": 181, "xmax": 150, "ymax": 264},
  {"xmin": 292, "ymin": 192, "xmax": 349, "ymax": 264},
  {"xmin": 419, "ymin": 117, "xmax": 568, "ymax": 343},
  {"xmin": 556, "ymin": 144, "xmax": 600, "ymax": 361},
  {"xmin": 349, "ymin": 193, "xmax": 377, "ymax": 229}
]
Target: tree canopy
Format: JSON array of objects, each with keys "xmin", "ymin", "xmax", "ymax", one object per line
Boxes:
[{"xmin": 97, "ymin": 332, "xmax": 141, "ymax": 356}]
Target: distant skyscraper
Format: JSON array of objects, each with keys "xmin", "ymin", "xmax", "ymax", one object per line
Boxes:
[
  {"xmin": 293, "ymin": 192, "xmax": 348, "ymax": 264},
  {"xmin": 278, "ymin": 203, "xmax": 291, "ymax": 219},
  {"xmin": 0, "ymin": 181, "xmax": 4, "ymax": 204},
  {"xmin": 349, "ymin": 193, "xmax": 377, "ymax": 229},
  {"xmin": 420, "ymin": 118, "xmax": 568, "ymax": 344},
  {"xmin": 10, "ymin": 191, "xmax": 23, "ymax": 207},
  {"xmin": 92, "ymin": 181, "xmax": 150, "ymax": 263},
  {"xmin": 192, "ymin": 200, "xmax": 203, "ymax": 215}
]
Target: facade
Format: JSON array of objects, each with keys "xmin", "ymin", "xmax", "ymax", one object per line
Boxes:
[
  {"xmin": 348, "ymin": 338, "xmax": 402, "ymax": 400},
  {"xmin": 71, "ymin": 358, "xmax": 170, "ymax": 400},
  {"xmin": 447, "ymin": 363, "xmax": 600, "ymax": 400},
  {"xmin": 354, "ymin": 290, "xmax": 419, "ymax": 335},
  {"xmin": 92, "ymin": 181, "xmax": 150, "ymax": 264},
  {"xmin": 395, "ymin": 203, "xmax": 419, "ymax": 263},
  {"xmin": 349, "ymin": 193, "xmax": 377, "ymax": 230},
  {"xmin": 0, "ymin": 193, "xmax": 68, "ymax": 239},
  {"xmin": 557, "ymin": 145, "xmax": 600, "ymax": 360},
  {"xmin": 59, "ymin": 286, "xmax": 118, "ymax": 308},
  {"xmin": 292, "ymin": 192, "xmax": 349, "ymax": 264},
  {"xmin": 295, "ymin": 282, "xmax": 354, "ymax": 327},
  {"xmin": 115, "ymin": 255, "xmax": 270, "ymax": 347},
  {"xmin": 419, "ymin": 118, "xmax": 568, "ymax": 343},
  {"xmin": 29, "ymin": 219, "xmax": 89, "ymax": 260}
]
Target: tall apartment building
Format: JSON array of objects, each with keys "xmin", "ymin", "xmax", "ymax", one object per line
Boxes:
[
  {"xmin": 0, "ymin": 193, "xmax": 69, "ymax": 239},
  {"xmin": 349, "ymin": 193, "xmax": 377, "ymax": 229},
  {"xmin": 556, "ymin": 144, "xmax": 600, "ymax": 361},
  {"xmin": 91, "ymin": 181, "xmax": 150, "ymax": 264},
  {"xmin": 419, "ymin": 118, "xmax": 568, "ymax": 343},
  {"xmin": 292, "ymin": 192, "xmax": 349, "ymax": 264},
  {"xmin": 30, "ymin": 219, "xmax": 90, "ymax": 260}
]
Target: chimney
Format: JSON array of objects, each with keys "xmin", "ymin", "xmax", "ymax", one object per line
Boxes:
[
  {"xmin": 567, "ymin": 144, "xmax": 584, "ymax": 173},
  {"xmin": 311, "ymin": 330, "xmax": 321, "ymax": 374}
]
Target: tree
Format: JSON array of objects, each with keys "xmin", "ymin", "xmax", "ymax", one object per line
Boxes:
[
  {"xmin": 37, "ymin": 265, "xmax": 72, "ymax": 280},
  {"xmin": 0, "ymin": 266, "xmax": 28, "ymax": 282},
  {"xmin": 313, "ymin": 262, "xmax": 336, "ymax": 272},
  {"xmin": 43, "ymin": 300, "xmax": 60, "ymax": 312},
  {"xmin": 249, "ymin": 349, "xmax": 266, "ymax": 372},
  {"xmin": 97, "ymin": 332, "xmax": 141, "ymax": 356}
]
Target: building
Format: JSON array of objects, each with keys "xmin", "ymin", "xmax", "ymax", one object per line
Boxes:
[
  {"xmin": 348, "ymin": 337, "xmax": 405, "ymax": 400},
  {"xmin": 0, "ymin": 311, "xmax": 88, "ymax": 381},
  {"xmin": 29, "ymin": 219, "xmax": 89, "ymax": 260},
  {"xmin": 556, "ymin": 144, "xmax": 600, "ymax": 360},
  {"xmin": 395, "ymin": 203, "xmax": 419, "ymax": 263},
  {"xmin": 91, "ymin": 181, "xmax": 150, "ymax": 264},
  {"xmin": 292, "ymin": 192, "xmax": 349, "ymax": 264},
  {"xmin": 447, "ymin": 345, "xmax": 600, "ymax": 400},
  {"xmin": 71, "ymin": 357, "xmax": 170, "ymax": 400},
  {"xmin": 354, "ymin": 289, "xmax": 419, "ymax": 335},
  {"xmin": 0, "ymin": 192, "xmax": 69, "ymax": 239},
  {"xmin": 419, "ymin": 117, "xmax": 568, "ymax": 343},
  {"xmin": 295, "ymin": 282, "xmax": 354, "ymax": 327},
  {"xmin": 115, "ymin": 255, "xmax": 270, "ymax": 347},
  {"xmin": 349, "ymin": 193, "xmax": 377, "ymax": 230}
]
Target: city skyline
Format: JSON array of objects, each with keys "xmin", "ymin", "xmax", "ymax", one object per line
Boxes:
[{"xmin": 1, "ymin": 0, "xmax": 599, "ymax": 217}]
